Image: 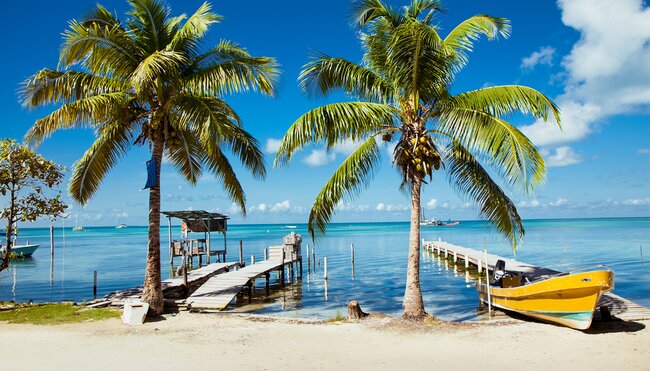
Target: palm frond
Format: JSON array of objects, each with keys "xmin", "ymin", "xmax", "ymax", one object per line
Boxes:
[
  {"xmin": 443, "ymin": 15, "xmax": 510, "ymax": 67},
  {"xmin": 445, "ymin": 85, "xmax": 561, "ymax": 123},
  {"xmin": 275, "ymin": 102, "xmax": 396, "ymax": 166},
  {"xmin": 171, "ymin": 94, "xmax": 265, "ymax": 179},
  {"xmin": 126, "ymin": 0, "xmax": 171, "ymax": 52},
  {"xmin": 20, "ymin": 69, "xmax": 128, "ymax": 108},
  {"xmin": 444, "ymin": 141, "xmax": 523, "ymax": 249},
  {"xmin": 201, "ymin": 146, "xmax": 247, "ymax": 216},
  {"xmin": 299, "ymin": 54, "xmax": 392, "ymax": 102},
  {"xmin": 164, "ymin": 128, "xmax": 202, "ymax": 184},
  {"xmin": 68, "ymin": 122, "xmax": 134, "ymax": 204},
  {"xmin": 131, "ymin": 50, "xmax": 186, "ymax": 94},
  {"xmin": 309, "ymin": 136, "xmax": 381, "ymax": 239},
  {"xmin": 353, "ymin": 0, "xmax": 404, "ymax": 29},
  {"xmin": 184, "ymin": 56, "xmax": 278, "ymax": 97},
  {"xmin": 59, "ymin": 20, "xmax": 140, "ymax": 77},
  {"xmin": 438, "ymin": 107, "xmax": 545, "ymax": 192},
  {"xmin": 24, "ymin": 92, "xmax": 129, "ymax": 147},
  {"xmin": 168, "ymin": 2, "xmax": 221, "ymax": 53},
  {"xmin": 406, "ymin": 0, "xmax": 444, "ymax": 20}
]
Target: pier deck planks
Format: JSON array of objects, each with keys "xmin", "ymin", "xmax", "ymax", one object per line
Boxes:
[
  {"xmin": 104, "ymin": 262, "xmax": 239, "ymax": 303},
  {"xmin": 188, "ymin": 247, "xmax": 299, "ymax": 310},
  {"xmin": 423, "ymin": 240, "xmax": 650, "ymax": 322}
]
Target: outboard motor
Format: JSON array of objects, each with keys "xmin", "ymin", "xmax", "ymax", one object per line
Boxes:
[{"xmin": 492, "ymin": 259, "xmax": 507, "ymax": 287}]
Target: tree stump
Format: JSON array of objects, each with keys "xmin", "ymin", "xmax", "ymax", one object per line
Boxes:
[{"xmin": 347, "ymin": 301, "xmax": 369, "ymax": 320}]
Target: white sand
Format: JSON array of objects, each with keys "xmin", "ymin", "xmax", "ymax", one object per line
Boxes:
[{"xmin": 1, "ymin": 313, "xmax": 648, "ymax": 370}]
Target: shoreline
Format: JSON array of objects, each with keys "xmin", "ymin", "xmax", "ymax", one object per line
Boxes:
[{"xmin": 1, "ymin": 312, "xmax": 648, "ymax": 370}]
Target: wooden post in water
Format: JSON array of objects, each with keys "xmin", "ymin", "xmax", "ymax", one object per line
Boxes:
[
  {"xmin": 453, "ymin": 251, "xmax": 457, "ymax": 263},
  {"xmin": 280, "ymin": 250, "xmax": 286, "ymax": 286},
  {"xmin": 265, "ymin": 272, "xmax": 270, "ymax": 294},
  {"xmin": 93, "ymin": 270, "xmax": 97, "ymax": 299},
  {"xmin": 239, "ymin": 240, "xmax": 243, "ymax": 266},
  {"xmin": 306, "ymin": 244, "xmax": 311, "ymax": 273},
  {"xmin": 264, "ymin": 247, "xmax": 268, "ymax": 261},
  {"xmin": 465, "ymin": 256, "xmax": 469, "ymax": 269},
  {"xmin": 312, "ymin": 248, "xmax": 316, "ymax": 273},
  {"xmin": 251, "ymin": 255, "xmax": 255, "ymax": 265},
  {"xmin": 50, "ymin": 225, "xmax": 55, "ymax": 260},
  {"xmin": 351, "ymin": 243, "xmax": 355, "ymax": 265},
  {"xmin": 182, "ymin": 250, "xmax": 188, "ymax": 296},
  {"xmin": 324, "ymin": 256, "xmax": 328, "ymax": 280}
]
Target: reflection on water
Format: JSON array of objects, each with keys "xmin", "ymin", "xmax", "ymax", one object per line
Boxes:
[{"xmin": 0, "ymin": 218, "xmax": 648, "ymax": 321}]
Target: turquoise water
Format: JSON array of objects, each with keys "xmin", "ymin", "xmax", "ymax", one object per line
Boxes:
[{"xmin": 0, "ymin": 218, "xmax": 648, "ymax": 321}]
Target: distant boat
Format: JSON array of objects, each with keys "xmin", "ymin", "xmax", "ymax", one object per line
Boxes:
[
  {"xmin": 284, "ymin": 225, "xmax": 297, "ymax": 229},
  {"xmin": 73, "ymin": 215, "xmax": 85, "ymax": 231},
  {"xmin": 444, "ymin": 221, "xmax": 460, "ymax": 227},
  {"xmin": 420, "ymin": 210, "xmax": 443, "ymax": 226},
  {"xmin": 478, "ymin": 262, "xmax": 614, "ymax": 330},
  {"xmin": 115, "ymin": 224, "xmax": 128, "ymax": 229}
]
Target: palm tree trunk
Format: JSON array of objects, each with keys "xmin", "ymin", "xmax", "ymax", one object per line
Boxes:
[
  {"xmin": 403, "ymin": 175, "xmax": 427, "ymax": 319},
  {"xmin": 141, "ymin": 130, "xmax": 164, "ymax": 316}
]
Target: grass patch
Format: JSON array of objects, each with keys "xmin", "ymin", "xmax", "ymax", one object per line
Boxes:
[
  {"xmin": 0, "ymin": 303, "xmax": 120, "ymax": 325},
  {"xmin": 327, "ymin": 310, "xmax": 346, "ymax": 323}
]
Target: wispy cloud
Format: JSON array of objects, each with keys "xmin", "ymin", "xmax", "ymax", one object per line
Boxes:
[
  {"xmin": 303, "ymin": 149, "xmax": 336, "ymax": 167},
  {"xmin": 520, "ymin": 0, "xmax": 650, "ymax": 149},
  {"xmin": 264, "ymin": 138, "xmax": 282, "ymax": 154},
  {"xmin": 521, "ymin": 46, "xmax": 556, "ymax": 70},
  {"xmin": 545, "ymin": 146, "xmax": 583, "ymax": 167}
]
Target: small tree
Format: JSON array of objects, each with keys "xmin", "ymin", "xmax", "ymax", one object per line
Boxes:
[{"xmin": 0, "ymin": 139, "xmax": 67, "ymax": 271}]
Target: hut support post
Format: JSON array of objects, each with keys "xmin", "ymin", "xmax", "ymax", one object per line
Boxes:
[{"xmin": 167, "ymin": 217, "xmax": 173, "ymax": 272}]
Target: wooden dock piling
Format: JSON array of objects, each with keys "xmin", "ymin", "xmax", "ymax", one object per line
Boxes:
[
  {"xmin": 93, "ymin": 270, "xmax": 97, "ymax": 299},
  {"xmin": 324, "ymin": 257, "xmax": 328, "ymax": 280}
]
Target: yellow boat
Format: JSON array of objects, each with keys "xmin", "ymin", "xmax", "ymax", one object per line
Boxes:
[{"xmin": 477, "ymin": 263, "xmax": 614, "ymax": 330}]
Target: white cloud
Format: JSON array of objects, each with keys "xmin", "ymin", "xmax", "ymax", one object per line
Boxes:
[
  {"xmin": 521, "ymin": 46, "xmax": 556, "ymax": 70},
  {"xmin": 375, "ymin": 203, "xmax": 408, "ymax": 211},
  {"xmin": 638, "ymin": 149, "xmax": 650, "ymax": 154},
  {"xmin": 518, "ymin": 199, "xmax": 541, "ymax": 208},
  {"xmin": 521, "ymin": 0, "xmax": 650, "ymax": 147},
  {"xmin": 228, "ymin": 203, "xmax": 241, "ymax": 214},
  {"xmin": 270, "ymin": 200, "xmax": 291, "ymax": 212},
  {"xmin": 426, "ymin": 198, "xmax": 437, "ymax": 209},
  {"xmin": 303, "ymin": 149, "xmax": 336, "ymax": 167},
  {"xmin": 520, "ymin": 101, "xmax": 602, "ymax": 147},
  {"xmin": 545, "ymin": 146, "xmax": 583, "ymax": 167},
  {"xmin": 332, "ymin": 139, "xmax": 363, "ymax": 155},
  {"xmin": 623, "ymin": 198, "xmax": 650, "ymax": 206},
  {"xmin": 264, "ymin": 138, "xmax": 282, "ymax": 154},
  {"xmin": 376, "ymin": 202, "xmax": 386, "ymax": 211},
  {"xmin": 549, "ymin": 198, "xmax": 569, "ymax": 207},
  {"xmin": 256, "ymin": 203, "xmax": 267, "ymax": 212},
  {"xmin": 336, "ymin": 201, "xmax": 370, "ymax": 212}
]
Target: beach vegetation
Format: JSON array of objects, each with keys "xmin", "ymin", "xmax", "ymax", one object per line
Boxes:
[
  {"xmin": 0, "ymin": 302, "xmax": 120, "ymax": 325},
  {"xmin": 0, "ymin": 139, "xmax": 67, "ymax": 272},
  {"xmin": 20, "ymin": 0, "xmax": 278, "ymax": 315},
  {"xmin": 275, "ymin": 0, "xmax": 559, "ymax": 319}
]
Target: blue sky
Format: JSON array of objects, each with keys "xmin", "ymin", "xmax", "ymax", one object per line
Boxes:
[{"xmin": 1, "ymin": 0, "xmax": 649, "ymax": 226}]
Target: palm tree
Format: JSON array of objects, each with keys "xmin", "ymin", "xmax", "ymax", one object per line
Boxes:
[
  {"xmin": 275, "ymin": 0, "xmax": 560, "ymax": 319},
  {"xmin": 20, "ymin": 0, "xmax": 278, "ymax": 315}
]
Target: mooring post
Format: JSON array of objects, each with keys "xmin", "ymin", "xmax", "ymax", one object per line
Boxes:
[
  {"xmin": 312, "ymin": 248, "xmax": 316, "ymax": 273},
  {"xmin": 351, "ymin": 243, "xmax": 355, "ymax": 265},
  {"xmin": 280, "ymin": 250, "xmax": 286, "ymax": 286},
  {"xmin": 324, "ymin": 256, "xmax": 328, "ymax": 280},
  {"xmin": 251, "ymin": 255, "xmax": 255, "ymax": 265},
  {"xmin": 93, "ymin": 270, "xmax": 97, "ymax": 299},
  {"xmin": 307, "ymin": 244, "xmax": 311, "ymax": 273},
  {"xmin": 239, "ymin": 240, "xmax": 243, "ymax": 266},
  {"xmin": 264, "ymin": 247, "xmax": 268, "ymax": 261},
  {"xmin": 50, "ymin": 225, "xmax": 55, "ymax": 260}
]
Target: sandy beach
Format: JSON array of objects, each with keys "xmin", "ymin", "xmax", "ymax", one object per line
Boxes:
[{"xmin": 1, "ymin": 313, "xmax": 648, "ymax": 370}]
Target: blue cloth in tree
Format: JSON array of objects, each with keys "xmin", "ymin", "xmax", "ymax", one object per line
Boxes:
[{"xmin": 144, "ymin": 158, "xmax": 158, "ymax": 189}]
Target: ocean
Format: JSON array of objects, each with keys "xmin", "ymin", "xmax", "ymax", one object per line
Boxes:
[{"xmin": 1, "ymin": 217, "xmax": 648, "ymax": 321}]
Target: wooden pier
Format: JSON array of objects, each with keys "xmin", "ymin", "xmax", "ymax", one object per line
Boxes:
[
  {"xmin": 102, "ymin": 261, "xmax": 239, "ymax": 306},
  {"xmin": 188, "ymin": 244, "xmax": 302, "ymax": 311},
  {"xmin": 423, "ymin": 239, "xmax": 650, "ymax": 322}
]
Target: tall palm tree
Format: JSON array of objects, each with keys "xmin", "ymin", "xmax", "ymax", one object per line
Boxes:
[
  {"xmin": 20, "ymin": 0, "xmax": 278, "ymax": 315},
  {"xmin": 275, "ymin": 0, "xmax": 560, "ymax": 319}
]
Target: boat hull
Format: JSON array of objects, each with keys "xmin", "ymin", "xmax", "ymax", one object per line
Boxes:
[
  {"xmin": 478, "ymin": 270, "xmax": 614, "ymax": 330},
  {"xmin": 1, "ymin": 244, "xmax": 40, "ymax": 257}
]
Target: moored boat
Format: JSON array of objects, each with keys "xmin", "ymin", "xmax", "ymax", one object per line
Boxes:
[
  {"xmin": 2, "ymin": 243, "xmax": 40, "ymax": 257},
  {"xmin": 477, "ymin": 263, "xmax": 614, "ymax": 330}
]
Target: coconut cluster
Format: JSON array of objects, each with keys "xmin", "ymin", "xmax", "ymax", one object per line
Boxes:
[
  {"xmin": 165, "ymin": 128, "xmax": 183, "ymax": 150},
  {"xmin": 396, "ymin": 134, "xmax": 441, "ymax": 179}
]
